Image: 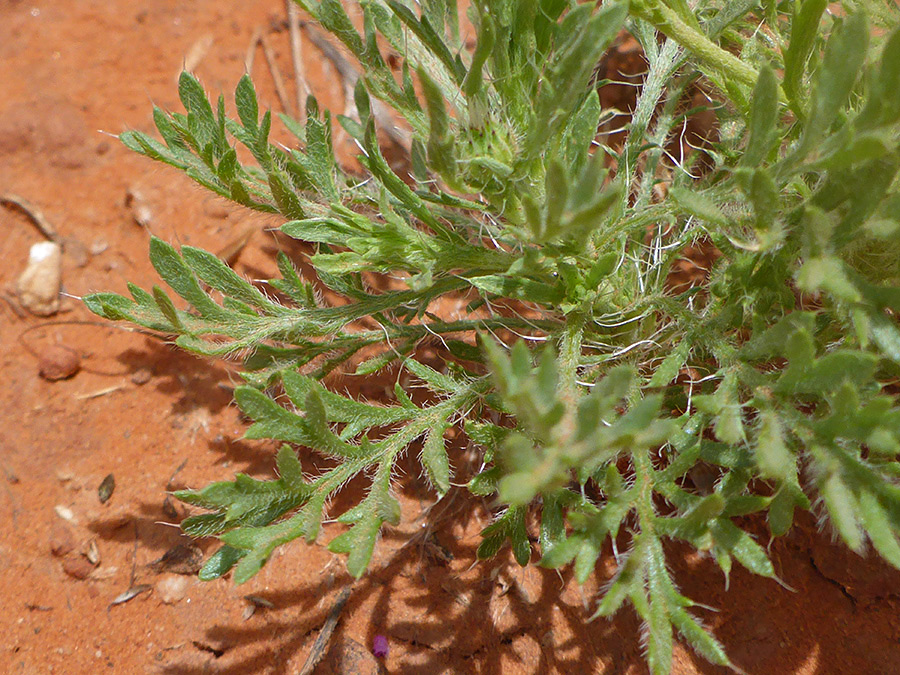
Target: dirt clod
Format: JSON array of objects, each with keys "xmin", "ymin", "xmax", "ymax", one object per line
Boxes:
[
  {"xmin": 156, "ymin": 574, "xmax": 188, "ymax": 604},
  {"xmin": 62, "ymin": 555, "xmax": 94, "ymax": 580},
  {"xmin": 38, "ymin": 345, "xmax": 81, "ymax": 381},
  {"xmin": 148, "ymin": 543, "xmax": 203, "ymax": 575},
  {"xmin": 321, "ymin": 638, "xmax": 382, "ymax": 675},
  {"xmin": 49, "ymin": 524, "xmax": 76, "ymax": 557},
  {"xmin": 130, "ymin": 367, "xmax": 153, "ymax": 385}
]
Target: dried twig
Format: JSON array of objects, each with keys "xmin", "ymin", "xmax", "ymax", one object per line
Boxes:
[
  {"xmin": 1, "ymin": 291, "xmax": 26, "ymax": 319},
  {"xmin": 260, "ymin": 33, "xmax": 292, "ymax": 114},
  {"xmin": 74, "ymin": 384, "xmax": 126, "ymax": 401},
  {"xmin": 1, "ymin": 193, "xmax": 60, "ymax": 242},
  {"xmin": 181, "ymin": 34, "xmax": 214, "ymax": 79},
  {"xmin": 297, "ymin": 585, "xmax": 353, "ymax": 675},
  {"xmin": 302, "ymin": 22, "xmax": 412, "ymax": 150},
  {"xmin": 286, "ymin": 0, "xmax": 310, "ymax": 119},
  {"xmin": 109, "ymin": 524, "xmax": 148, "ymax": 609},
  {"xmin": 215, "ymin": 223, "xmax": 257, "ymax": 267},
  {"xmin": 245, "ymin": 27, "xmax": 263, "ymax": 73}
]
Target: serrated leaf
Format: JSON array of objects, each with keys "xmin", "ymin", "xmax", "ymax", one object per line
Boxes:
[
  {"xmin": 784, "ymin": 0, "xmax": 828, "ymax": 109},
  {"xmin": 149, "ymin": 237, "xmax": 232, "ymax": 322},
  {"xmin": 670, "ymin": 187, "xmax": 730, "ymax": 228},
  {"xmin": 178, "ymin": 71, "xmax": 216, "ymax": 149},
  {"xmin": 755, "ymin": 409, "xmax": 796, "ymax": 483},
  {"xmin": 422, "ymin": 423, "xmax": 451, "ymax": 496},
  {"xmin": 742, "ymin": 65, "xmax": 779, "ymax": 167},
  {"xmin": 235, "ymin": 74, "xmax": 259, "ymax": 133},
  {"xmin": 198, "ymin": 545, "xmax": 246, "ymax": 581}
]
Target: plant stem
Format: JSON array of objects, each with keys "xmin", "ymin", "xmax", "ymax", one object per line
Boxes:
[
  {"xmin": 558, "ymin": 312, "xmax": 586, "ymax": 409},
  {"xmin": 630, "ymin": 0, "xmax": 785, "ymax": 100}
]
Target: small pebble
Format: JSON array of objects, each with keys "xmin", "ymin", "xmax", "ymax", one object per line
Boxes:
[
  {"xmin": 89, "ymin": 239, "xmax": 109, "ymax": 256},
  {"xmin": 131, "ymin": 367, "xmax": 152, "ymax": 385},
  {"xmin": 16, "ymin": 241, "xmax": 62, "ymax": 316},
  {"xmin": 62, "ymin": 555, "xmax": 94, "ymax": 580},
  {"xmin": 49, "ymin": 523, "xmax": 76, "ymax": 557},
  {"xmin": 54, "ymin": 505, "xmax": 76, "ymax": 523},
  {"xmin": 156, "ymin": 574, "xmax": 188, "ymax": 604},
  {"xmin": 125, "ymin": 187, "xmax": 152, "ymax": 227},
  {"xmin": 38, "ymin": 345, "xmax": 80, "ymax": 381}
]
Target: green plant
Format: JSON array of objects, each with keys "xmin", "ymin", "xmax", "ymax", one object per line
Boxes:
[{"xmin": 86, "ymin": 1, "xmax": 900, "ymax": 672}]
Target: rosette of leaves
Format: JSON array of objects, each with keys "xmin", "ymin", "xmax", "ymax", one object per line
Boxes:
[{"xmin": 86, "ymin": 1, "xmax": 900, "ymax": 672}]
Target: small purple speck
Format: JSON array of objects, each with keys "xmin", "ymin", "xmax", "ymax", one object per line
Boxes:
[{"xmin": 372, "ymin": 634, "xmax": 389, "ymax": 659}]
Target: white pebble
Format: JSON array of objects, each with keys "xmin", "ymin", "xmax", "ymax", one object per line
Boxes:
[{"xmin": 17, "ymin": 241, "xmax": 62, "ymax": 316}]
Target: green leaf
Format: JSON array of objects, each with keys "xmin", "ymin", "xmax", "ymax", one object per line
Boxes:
[
  {"xmin": 669, "ymin": 187, "xmax": 730, "ymax": 228},
  {"xmin": 235, "ymin": 74, "xmax": 259, "ymax": 133},
  {"xmin": 422, "ymin": 423, "xmax": 451, "ymax": 496},
  {"xmin": 755, "ymin": 409, "xmax": 796, "ymax": 483},
  {"xmin": 149, "ymin": 237, "xmax": 232, "ymax": 322},
  {"xmin": 784, "ymin": 0, "xmax": 828, "ymax": 110},
  {"xmin": 742, "ymin": 66, "xmax": 779, "ymax": 167},
  {"xmin": 178, "ymin": 71, "xmax": 217, "ymax": 149},
  {"xmin": 802, "ymin": 13, "xmax": 868, "ymax": 149},
  {"xmin": 477, "ymin": 506, "xmax": 531, "ymax": 566}
]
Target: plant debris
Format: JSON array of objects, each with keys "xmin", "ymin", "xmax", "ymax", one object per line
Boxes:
[
  {"xmin": 108, "ymin": 584, "xmax": 151, "ymax": 608},
  {"xmin": 297, "ymin": 586, "xmax": 353, "ymax": 675},
  {"xmin": 147, "ymin": 543, "xmax": 203, "ymax": 575},
  {"xmin": 98, "ymin": 473, "xmax": 115, "ymax": 504},
  {"xmin": 0, "ymin": 193, "xmax": 60, "ymax": 242},
  {"xmin": 85, "ymin": 539, "xmax": 101, "ymax": 566}
]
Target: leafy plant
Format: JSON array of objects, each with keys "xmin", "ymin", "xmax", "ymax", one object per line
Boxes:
[{"xmin": 86, "ymin": 1, "xmax": 900, "ymax": 672}]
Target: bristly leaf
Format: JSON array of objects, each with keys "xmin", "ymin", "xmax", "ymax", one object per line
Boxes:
[{"xmin": 90, "ymin": 3, "xmax": 900, "ymax": 674}]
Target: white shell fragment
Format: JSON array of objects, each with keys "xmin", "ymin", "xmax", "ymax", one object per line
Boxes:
[{"xmin": 17, "ymin": 241, "xmax": 62, "ymax": 316}]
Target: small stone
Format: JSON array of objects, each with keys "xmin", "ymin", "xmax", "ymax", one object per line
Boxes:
[
  {"xmin": 130, "ymin": 367, "xmax": 152, "ymax": 385},
  {"xmin": 125, "ymin": 187, "xmax": 152, "ymax": 227},
  {"xmin": 62, "ymin": 555, "xmax": 94, "ymax": 580},
  {"xmin": 89, "ymin": 239, "xmax": 109, "ymax": 256},
  {"xmin": 49, "ymin": 524, "xmax": 76, "ymax": 557},
  {"xmin": 17, "ymin": 241, "xmax": 62, "ymax": 316},
  {"xmin": 156, "ymin": 574, "xmax": 188, "ymax": 604},
  {"xmin": 38, "ymin": 345, "xmax": 81, "ymax": 381},
  {"xmin": 54, "ymin": 505, "xmax": 76, "ymax": 523}
]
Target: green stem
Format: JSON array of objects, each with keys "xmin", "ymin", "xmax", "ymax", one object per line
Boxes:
[
  {"xmin": 630, "ymin": 0, "xmax": 785, "ymax": 100},
  {"xmin": 558, "ymin": 311, "xmax": 586, "ymax": 410}
]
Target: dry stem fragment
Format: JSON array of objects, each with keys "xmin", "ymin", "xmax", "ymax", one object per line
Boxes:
[
  {"xmin": 0, "ymin": 193, "xmax": 60, "ymax": 242},
  {"xmin": 181, "ymin": 33, "xmax": 214, "ymax": 77}
]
